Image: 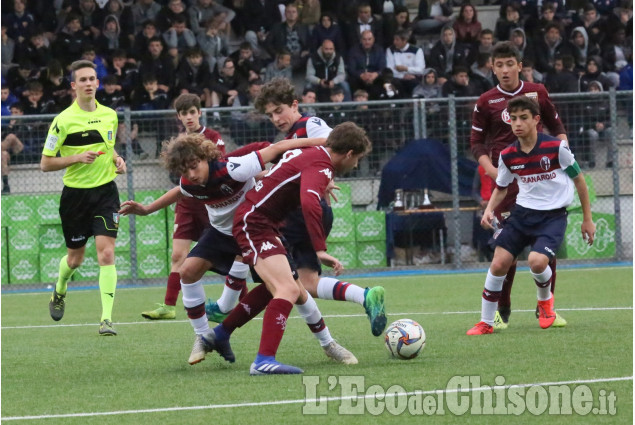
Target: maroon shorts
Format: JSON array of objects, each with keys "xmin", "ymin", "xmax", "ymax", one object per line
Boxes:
[
  {"xmin": 233, "ymin": 203, "xmax": 287, "ymax": 265},
  {"xmin": 172, "ymin": 196, "xmax": 210, "ymax": 241}
]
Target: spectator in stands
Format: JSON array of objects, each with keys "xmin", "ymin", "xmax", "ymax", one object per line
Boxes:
[
  {"xmin": 579, "ymin": 55, "xmax": 615, "ymax": 91},
  {"xmin": 97, "ymin": 75, "xmax": 127, "ymax": 110},
  {"xmin": 383, "ymin": 5, "xmax": 415, "ymax": 49},
  {"xmin": 80, "ymin": 45, "xmax": 109, "ymax": 81},
  {"xmin": 1, "ymin": 24, "xmax": 16, "ymax": 75},
  {"xmin": 230, "ymin": 79, "xmax": 277, "ymax": 144},
  {"xmin": 441, "ymin": 65, "xmax": 480, "ymax": 97},
  {"xmin": 368, "ymin": 67, "xmax": 403, "ymax": 100},
  {"xmin": 574, "ymin": 80, "xmax": 612, "ymax": 168},
  {"xmin": 15, "ymin": 28, "xmax": 51, "ymax": 71},
  {"xmin": 345, "ymin": 2, "xmax": 384, "ymax": 51},
  {"xmin": 156, "ymin": 0, "xmax": 188, "ymax": 32},
  {"xmin": 1, "ymin": 85, "xmax": 18, "ymax": 116},
  {"xmin": 605, "ymin": 6, "xmax": 632, "ymax": 40},
  {"xmin": 601, "ymin": 25, "xmax": 631, "ymax": 76},
  {"xmin": 618, "ymin": 53, "xmax": 633, "ymax": 90},
  {"xmin": 475, "ymin": 29, "xmax": 494, "ymax": 57},
  {"xmin": 266, "ymin": 4, "xmax": 310, "ymax": 72},
  {"xmin": 188, "ymin": 0, "xmax": 236, "ymax": 35},
  {"xmin": 544, "ymin": 54, "xmax": 580, "ymax": 93},
  {"xmin": 591, "ymin": 0, "xmax": 620, "ymax": 16},
  {"xmin": 520, "ymin": 59, "xmax": 543, "ymax": 83},
  {"xmin": 412, "ymin": 0, "xmax": 453, "ymax": 36},
  {"xmin": 132, "ymin": 20, "xmax": 159, "ymax": 63},
  {"xmin": 412, "ymin": 68, "xmax": 444, "ymax": 137},
  {"xmin": 163, "ymin": 14, "xmax": 197, "ymax": 60},
  {"xmin": 210, "ymin": 57, "xmax": 244, "ymax": 107},
  {"xmin": 5, "ymin": 0, "xmax": 35, "ymax": 43},
  {"xmin": 132, "ymin": 0, "xmax": 162, "ymax": 34},
  {"xmin": 300, "ymin": 86, "xmax": 317, "ymax": 115},
  {"xmin": 1, "ymin": 125, "xmax": 23, "ymax": 193},
  {"xmin": 325, "ymin": 86, "xmax": 349, "ymax": 125},
  {"xmin": 241, "ymin": 0, "xmax": 282, "ymax": 57},
  {"xmin": 230, "ymin": 42, "xmax": 265, "ymax": 84},
  {"xmin": 2, "ymin": 102, "xmax": 42, "ymax": 164},
  {"xmin": 263, "ymin": 50, "xmax": 292, "ymax": 82},
  {"xmin": 413, "ymin": 68, "xmax": 442, "ymax": 99},
  {"xmin": 175, "ymin": 47, "xmax": 212, "ymax": 106},
  {"xmin": 428, "ymin": 26, "xmax": 472, "ymax": 85},
  {"xmin": 470, "ymin": 52, "xmax": 495, "ymax": 93},
  {"xmin": 197, "ymin": 17, "xmax": 229, "ymax": 72},
  {"xmin": 95, "ymin": 15, "xmax": 131, "ymax": 62},
  {"xmin": 569, "ymin": 26, "xmax": 600, "ymax": 74},
  {"xmin": 107, "ymin": 49, "xmax": 138, "ymax": 98},
  {"xmin": 534, "ymin": 22, "xmax": 575, "ymax": 74},
  {"xmin": 526, "ymin": 3, "xmax": 560, "ymax": 40},
  {"xmin": 453, "ymin": 3, "xmax": 482, "ymax": 45},
  {"xmin": 98, "ymin": 1, "xmax": 135, "ymax": 43},
  {"xmin": 138, "ymin": 36, "xmax": 176, "ymax": 94},
  {"xmin": 509, "ymin": 28, "xmax": 536, "ymax": 67},
  {"xmin": 22, "ymin": 80, "xmax": 54, "ymax": 114},
  {"xmin": 292, "ymin": 0, "xmax": 322, "ymax": 27},
  {"xmin": 386, "ymin": 28, "xmax": 425, "ymax": 97},
  {"xmin": 131, "ymin": 73, "xmax": 170, "ymax": 110},
  {"xmin": 6, "ymin": 60, "xmax": 35, "ymax": 98},
  {"xmin": 494, "ymin": 3, "xmax": 522, "ymax": 42},
  {"xmin": 580, "ymin": 3, "xmax": 606, "ymax": 46},
  {"xmin": 346, "ymin": 29, "xmax": 386, "ymax": 93},
  {"xmin": 53, "ymin": 13, "xmax": 90, "ymax": 70},
  {"xmin": 39, "ymin": 60, "xmax": 72, "ymax": 112},
  {"xmin": 305, "ymin": 39, "xmax": 350, "ymax": 102},
  {"xmin": 309, "ymin": 12, "xmax": 345, "ymax": 54},
  {"xmin": 73, "ymin": 0, "xmax": 102, "ymax": 40}
]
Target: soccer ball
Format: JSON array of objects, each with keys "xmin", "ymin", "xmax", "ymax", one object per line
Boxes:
[{"xmin": 384, "ymin": 319, "xmax": 426, "ymax": 360}]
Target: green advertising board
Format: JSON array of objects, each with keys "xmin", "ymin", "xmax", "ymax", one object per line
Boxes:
[
  {"xmin": 355, "ymin": 211, "xmax": 386, "ymax": 242},
  {"xmin": 327, "ymin": 242, "xmax": 357, "ymax": 269},
  {"xmin": 564, "ymin": 212, "xmax": 616, "ymax": 259},
  {"xmin": 357, "ymin": 241, "xmax": 387, "ymax": 268}
]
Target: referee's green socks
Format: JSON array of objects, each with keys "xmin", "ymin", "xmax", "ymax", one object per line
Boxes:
[
  {"xmin": 55, "ymin": 255, "xmax": 76, "ymax": 296},
  {"xmin": 99, "ymin": 265, "xmax": 117, "ymax": 322}
]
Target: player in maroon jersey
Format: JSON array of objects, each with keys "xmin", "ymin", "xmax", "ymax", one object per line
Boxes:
[
  {"xmin": 140, "ymin": 94, "xmax": 250, "ymax": 321},
  {"xmin": 470, "ymin": 42, "xmax": 568, "ymax": 329},
  {"xmin": 203, "ymin": 122, "xmax": 371, "ymax": 375},
  {"xmin": 467, "ymin": 96, "xmax": 595, "ymax": 335}
]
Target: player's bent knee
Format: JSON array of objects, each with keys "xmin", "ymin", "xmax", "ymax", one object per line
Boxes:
[{"xmin": 527, "ymin": 252, "xmax": 550, "ymax": 272}]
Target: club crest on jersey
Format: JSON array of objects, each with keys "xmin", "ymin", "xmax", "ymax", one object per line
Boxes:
[
  {"xmin": 525, "ymin": 92, "xmax": 538, "ymax": 100},
  {"xmin": 501, "ymin": 108, "xmax": 511, "ymax": 125},
  {"xmin": 540, "ymin": 156, "xmax": 551, "ymax": 171},
  {"xmin": 220, "ymin": 183, "xmax": 234, "ymax": 195},
  {"xmin": 311, "ymin": 118, "xmax": 322, "ymax": 126},
  {"xmin": 228, "ymin": 162, "xmax": 240, "ymax": 171},
  {"xmin": 319, "ymin": 168, "xmax": 333, "ymax": 179}
]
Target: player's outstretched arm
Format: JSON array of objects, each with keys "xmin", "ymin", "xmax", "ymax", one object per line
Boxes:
[
  {"xmin": 119, "ymin": 186, "xmax": 182, "ymax": 216},
  {"xmin": 481, "ymin": 187, "xmax": 507, "ymax": 230},
  {"xmin": 258, "ymin": 137, "xmax": 327, "ymax": 163},
  {"xmin": 40, "ymin": 151, "xmax": 102, "ymax": 172},
  {"xmin": 573, "ymin": 173, "xmax": 596, "ymax": 245}
]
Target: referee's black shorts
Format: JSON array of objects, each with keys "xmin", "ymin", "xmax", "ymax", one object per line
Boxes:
[{"xmin": 60, "ymin": 180, "xmax": 120, "ymax": 249}]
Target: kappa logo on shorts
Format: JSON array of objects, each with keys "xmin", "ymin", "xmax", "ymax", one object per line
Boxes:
[{"xmin": 260, "ymin": 241, "xmax": 277, "ymax": 252}]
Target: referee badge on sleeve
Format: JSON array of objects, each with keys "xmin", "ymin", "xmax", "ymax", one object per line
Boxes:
[{"xmin": 108, "ymin": 130, "xmax": 113, "ymax": 141}]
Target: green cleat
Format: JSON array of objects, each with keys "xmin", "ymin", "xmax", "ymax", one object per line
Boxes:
[
  {"xmin": 205, "ymin": 298, "xmax": 230, "ymax": 323},
  {"xmin": 141, "ymin": 303, "xmax": 176, "ymax": 320},
  {"xmin": 552, "ymin": 312, "xmax": 567, "ymax": 327},
  {"xmin": 493, "ymin": 310, "xmax": 508, "ymax": 330},
  {"xmin": 99, "ymin": 319, "xmax": 117, "ymax": 336},
  {"xmin": 49, "ymin": 290, "xmax": 66, "ymax": 321},
  {"xmin": 363, "ymin": 286, "xmax": 387, "ymax": 336}
]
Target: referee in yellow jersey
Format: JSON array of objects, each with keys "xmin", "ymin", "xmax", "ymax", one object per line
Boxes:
[{"xmin": 41, "ymin": 60, "xmax": 127, "ymax": 335}]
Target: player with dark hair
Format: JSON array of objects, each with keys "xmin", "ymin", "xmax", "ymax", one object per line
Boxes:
[
  {"xmin": 467, "ymin": 96, "xmax": 595, "ymax": 335},
  {"xmin": 203, "ymin": 121, "xmax": 371, "ymax": 375},
  {"xmin": 205, "ymin": 77, "xmax": 387, "ymax": 337},
  {"xmin": 42, "ymin": 60, "xmax": 126, "ymax": 335},
  {"xmin": 120, "ymin": 131, "xmax": 356, "ymax": 365},
  {"xmin": 470, "ymin": 41, "xmax": 569, "ymax": 329},
  {"xmin": 139, "ymin": 93, "xmax": 251, "ymax": 321}
]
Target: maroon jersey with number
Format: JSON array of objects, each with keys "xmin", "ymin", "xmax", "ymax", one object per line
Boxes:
[
  {"xmin": 470, "ymin": 81, "xmax": 566, "ymax": 215},
  {"xmin": 239, "ymin": 146, "xmax": 333, "ymax": 252},
  {"xmin": 176, "ymin": 126, "xmax": 225, "ymax": 214}
]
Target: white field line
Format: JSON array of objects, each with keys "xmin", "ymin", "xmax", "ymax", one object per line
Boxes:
[
  {"xmin": 2, "ymin": 306, "xmax": 632, "ymax": 330},
  {"xmin": 1, "ymin": 376, "xmax": 632, "ymax": 421}
]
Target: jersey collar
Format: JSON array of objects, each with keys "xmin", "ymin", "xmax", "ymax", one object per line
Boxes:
[{"xmin": 496, "ymin": 80, "xmax": 524, "ymax": 97}]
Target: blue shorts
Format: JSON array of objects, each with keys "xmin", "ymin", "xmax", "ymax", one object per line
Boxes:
[
  {"xmin": 187, "ymin": 226, "xmax": 240, "ymax": 276},
  {"xmin": 495, "ymin": 206, "xmax": 567, "ymax": 260},
  {"xmin": 281, "ymin": 198, "xmax": 333, "ymax": 274}
]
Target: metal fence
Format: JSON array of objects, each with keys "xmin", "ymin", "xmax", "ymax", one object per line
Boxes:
[{"xmin": 1, "ymin": 90, "xmax": 632, "ymax": 287}]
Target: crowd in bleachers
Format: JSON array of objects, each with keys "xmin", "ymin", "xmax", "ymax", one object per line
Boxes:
[{"xmin": 0, "ymin": 0, "xmax": 633, "ymax": 175}]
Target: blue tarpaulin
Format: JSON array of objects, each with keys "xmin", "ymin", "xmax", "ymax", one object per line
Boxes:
[{"xmin": 377, "ymin": 139, "xmax": 478, "ymax": 208}]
